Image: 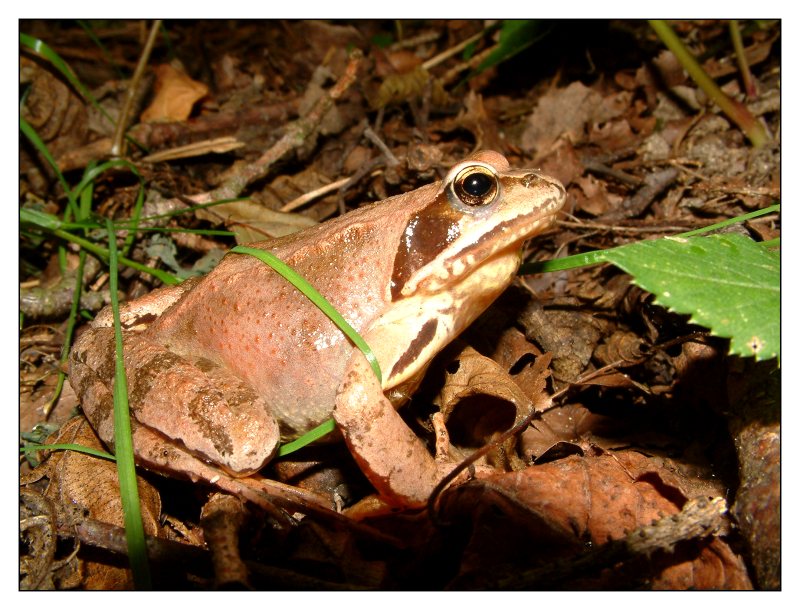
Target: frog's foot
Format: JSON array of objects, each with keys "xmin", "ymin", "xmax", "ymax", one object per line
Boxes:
[
  {"xmin": 69, "ymin": 327, "xmax": 279, "ymax": 475},
  {"xmin": 334, "ymin": 355, "xmax": 454, "ymax": 508}
]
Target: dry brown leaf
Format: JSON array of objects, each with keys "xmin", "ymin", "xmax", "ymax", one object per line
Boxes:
[
  {"xmin": 574, "ymin": 174, "xmax": 615, "ymax": 216},
  {"xmin": 35, "ymin": 418, "xmax": 164, "ymax": 589},
  {"xmin": 588, "ymin": 116, "xmax": 636, "ymax": 151},
  {"xmin": 371, "ymin": 66, "xmax": 450, "ymax": 109},
  {"xmin": 255, "ymin": 168, "xmax": 342, "ymax": 221},
  {"xmin": 594, "ymin": 330, "xmax": 647, "ymax": 365},
  {"xmin": 454, "ymin": 90, "xmax": 504, "ymax": 152},
  {"xmin": 20, "ymin": 55, "xmax": 89, "ymax": 159},
  {"xmin": 433, "ymin": 344, "xmax": 538, "ymax": 448},
  {"xmin": 702, "ymin": 32, "xmax": 777, "ymax": 79},
  {"xmin": 442, "ymin": 451, "xmax": 751, "ymax": 589},
  {"xmin": 520, "ymin": 412, "xmax": 576, "ymax": 459},
  {"xmin": 201, "ymin": 201, "xmax": 319, "ymax": 244},
  {"xmin": 534, "ymin": 140, "xmax": 584, "ymax": 188},
  {"xmin": 141, "ymin": 64, "xmax": 209, "ymax": 123},
  {"xmin": 520, "ymin": 82, "xmax": 628, "ymax": 158},
  {"xmin": 42, "ymin": 418, "xmax": 163, "ymax": 535},
  {"xmin": 519, "ymin": 301, "xmax": 605, "ymax": 381},
  {"xmin": 374, "ymin": 48, "xmax": 424, "ymax": 77}
]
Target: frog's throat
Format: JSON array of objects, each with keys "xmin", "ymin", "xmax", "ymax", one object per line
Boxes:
[{"xmin": 375, "ymin": 249, "xmax": 522, "ymax": 391}]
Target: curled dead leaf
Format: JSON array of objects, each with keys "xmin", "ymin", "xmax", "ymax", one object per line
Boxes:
[
  {"xmin": 433, "ymin": 343, "xmax": 538, "ymax": 449},
  {"xmin": 520, "ymin": 301, "xmax": 604, "ymax": 382},
  {"xmin": 594, "ymin": 330, "xmax": 647, "ymax": 366}
]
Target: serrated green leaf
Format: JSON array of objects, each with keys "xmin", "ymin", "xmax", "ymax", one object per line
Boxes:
[{"xmin": 604, "ymin": 234, "xmax": 779, "ymax": 362}]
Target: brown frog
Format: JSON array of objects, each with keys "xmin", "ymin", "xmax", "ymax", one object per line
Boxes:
[{"xmin": 69, "ymin": 150, "xmax": 565, "ymax": 507}]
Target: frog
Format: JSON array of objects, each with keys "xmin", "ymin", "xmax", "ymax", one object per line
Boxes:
[{"xmin": 68, "ymin": 150, "xmax": 565, "ymax": 508}]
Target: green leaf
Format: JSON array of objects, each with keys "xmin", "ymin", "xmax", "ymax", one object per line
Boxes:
[
  {"xmin": 474, "ymin": 20, "xmax": 547, "ymax": 75},
  {"xmin": 604, "ymin": 234, "xmax": 779, "ymax": 362}
]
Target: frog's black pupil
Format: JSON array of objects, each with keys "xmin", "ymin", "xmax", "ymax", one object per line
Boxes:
[{"xmin": 463, "ymin": 172, "xmax": 492, "ymax": 197}]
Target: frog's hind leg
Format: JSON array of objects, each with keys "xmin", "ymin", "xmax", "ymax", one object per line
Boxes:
[{"xmin": 69, "ymin": 327, "xmax": 279, "ymax": 476}]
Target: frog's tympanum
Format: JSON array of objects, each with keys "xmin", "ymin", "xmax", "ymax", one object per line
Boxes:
[{"xmin": 69, "ymin": 151, "xmax": 565, "ymax": 507}]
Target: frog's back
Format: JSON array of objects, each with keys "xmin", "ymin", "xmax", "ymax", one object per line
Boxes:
[{"xmin": 147, "ymin": 191, "xmax": 433, "ymax": 437}]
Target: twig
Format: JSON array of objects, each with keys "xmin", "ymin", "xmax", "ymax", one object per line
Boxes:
[
  {"xmin": 111, "ymin": 20, "xmax": 161, "ymax": 157},
  {"xmin": 209, "ymin": 50, "xmax": 363, "ymax": 202},
  {"xmin": 729, "ymin": 20, "xmax": 756, "ymax": 98},
  {"xmin": 599, "ymin": 167, "xmax": 679, "ymax": 222},
  {"xmin": 363, "ymin": 126, "xmax": 400, "ymax": 166},
  {"xmin": 422, "ymin": 26, "xmax": 492, "ymax": 71},
  {"xmin": 140, "ymin": 51, "xmax": 362, "ymax": 221},
  {"xmin": 280, "ymin": 176, "xmax": 351, "ymax": 212},
  {"xmin": 486, "ymin": 496, "xmax": 728, "ymax": 589}
]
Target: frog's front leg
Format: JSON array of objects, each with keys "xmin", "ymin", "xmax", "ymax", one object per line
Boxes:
[
  {"xmin": 69, "ymin": 326, "xmax": 280, "ymax": 476},
  {"xmin": 333, "ymin": 354, "xmax": 459, "ymax": 507}
]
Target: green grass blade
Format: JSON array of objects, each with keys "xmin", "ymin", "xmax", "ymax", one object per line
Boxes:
[
  {"xmin": 53, "ymin": 228, "xmax": 179, "ymax": 285},
  {"xmin": 42, "ymin": 248, "xmax": 87, "ymax": 414},
  {"xmin": 106, "ymin": 219, "xmax": 152, "ymax": 589},
  {"xmin": 277, "ymin": 419, "xmax": 337, "ymax": 457},
  {"xmin": 70, "ymin": 160, "xmax": 142, "ymax": 208},
  {"xmin": 21, "ymin": 32, "xmax": 116, "ymax": 127},
  {"xmin": 474, "ymin": 20, "xmax": 548, "ymax": 75},
  {"xmin": 520, "ymin": 249, "xmax": 608, "ymax": 275},
  {"xmin": 231, "ymin": 246, "xmax": 383, "ymax": 385},
  {"xmin": 20, "ymin": 116, "xmax": 78, "ymax": 219},
  {"xmin": 77, "ymin": 21, "xmax": 126, "ymax": 80},
  {"xmin": 648, "ymin": 20, "xmax": 768, "ymax": 147},
  {"xmin": 20, "ymin": 209, "xmax": 181, "ymax": 285},
  {"xmin": 520, "ymin": 206, "xmax": 780, "ymax": 275},
  {"xmin": 677, "ymin": 204, "xmax": 779, "ymax": 238},
  {"xmin": 20, "ymin": 443, "xmax": 116, "ymax": 461},
  {"xmin": 70, "ymin": 158, "xmax": 146, "ymax": 256},
  {"xmin": 231, "ymin": 245, "xmax": 384, "ymax": 455},
  {"xmin": 20, "ymin": 208, "xmax": 64, "ymax": 230}
]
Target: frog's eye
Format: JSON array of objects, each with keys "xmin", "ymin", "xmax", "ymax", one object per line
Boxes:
[{"xmin": 449, "ymin": 165, "xmax": 500, "ymax": 209}]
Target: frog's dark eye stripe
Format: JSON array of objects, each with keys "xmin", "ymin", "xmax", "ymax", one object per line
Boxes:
[{"xmin": 391, "ymin": 192, "xmax": 461, "ymax": 299}]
